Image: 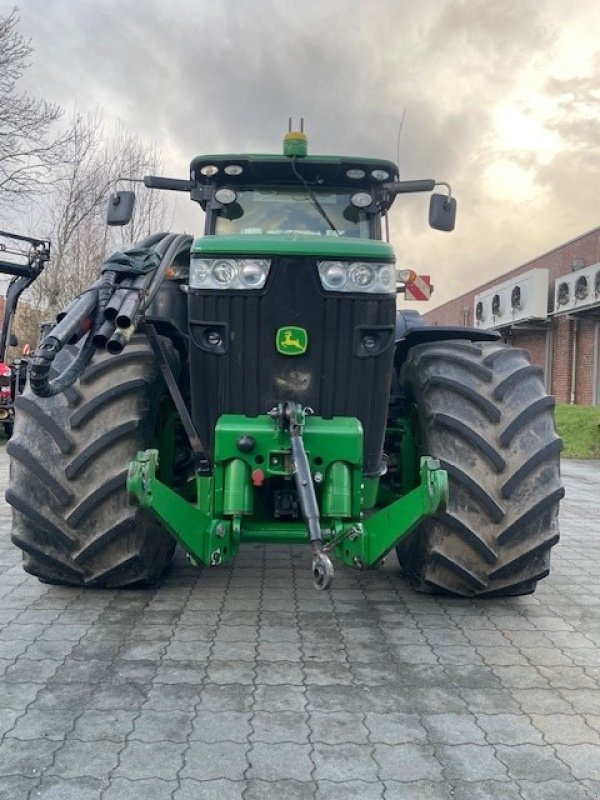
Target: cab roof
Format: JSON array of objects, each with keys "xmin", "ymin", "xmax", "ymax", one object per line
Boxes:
[{"xmin": 189, "ymin": 154, "xmax": 399, "ymax": 191}]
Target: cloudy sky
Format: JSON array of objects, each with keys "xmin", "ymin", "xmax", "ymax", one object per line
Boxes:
[{"xmin": 14, "ymin": 0, "xmax": 600, "ymax": 308}]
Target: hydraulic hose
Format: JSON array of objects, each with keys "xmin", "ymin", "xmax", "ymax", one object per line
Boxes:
[
  {"xmin": 104, "ymin": 234, "xmax": 189, "ymax": 352},
  {"xmin": 29, "ymin": 231, "xmax": 191, "ymax": 396},
  {"xmin": 105, "ymin": 233, "xmax": 191, "ymax": 349},
  {"xmin": 141, "ymin": 233, "xmax": 192, "ymax": 313},
  {"xmin": 29, "ymin": 271, "xmax": 116, "ymax": 397}
]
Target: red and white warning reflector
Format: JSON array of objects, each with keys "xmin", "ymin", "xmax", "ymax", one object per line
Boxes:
[{"xmin": 404, "ymin": 274, "xmax": 432, "ymax": 301}]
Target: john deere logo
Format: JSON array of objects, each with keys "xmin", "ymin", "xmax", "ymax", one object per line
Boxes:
[{"xmin": 276, "ymin": 326, "xmax": 308, "ymax": 356}]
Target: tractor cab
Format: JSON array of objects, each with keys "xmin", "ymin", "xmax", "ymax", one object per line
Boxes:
[{"xmin": 190, "ymin": 142, "xmax": 399, "ymax": 241}]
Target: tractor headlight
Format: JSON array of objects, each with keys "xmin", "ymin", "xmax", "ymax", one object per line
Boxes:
[
  {"xmin": 239, "ymin": 261, "xmax": 265, "ymax": 287},
  {"xmin": 349, "ymin": 263, "xmax": 374, "ymax": 288},
  {"xmin": 317, "ymin": 261, "xmax": 395, "ymax": 294},
  {"xmin": 350, "ymin": 192, "xmax": 373, "ymax": 208},
  {"xmin": 319, "ymin": 261, "xmax": 347, "ymax": 291},
  {"xmin": 190, "ymin": 258, "xmax": 271, "ymax": 290},
  {"xmin": 213, "ymin": 260, "xmax": 236, "ymax": 286}
]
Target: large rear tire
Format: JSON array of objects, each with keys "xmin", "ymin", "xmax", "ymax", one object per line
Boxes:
[
  {"xmin": 395, "ymin": 340, "xmax": 564, "ymax": 597},
  {"xmin": 6, "ymin": 336, "xmax": 177, "ymax": 587}
]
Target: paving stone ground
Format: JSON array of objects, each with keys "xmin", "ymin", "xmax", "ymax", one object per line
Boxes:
[{"xmin": 1, "ymin": 447, "xmax": 599, "ymax": 799}]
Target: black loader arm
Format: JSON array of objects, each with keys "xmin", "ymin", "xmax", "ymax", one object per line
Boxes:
[
  {"xmin": 0, "ymin": 231, "xmax": 50, "ymax": 362},
  {"xmin": 394, "ymin": 310, "xmax": 500, "ymax": 370}
]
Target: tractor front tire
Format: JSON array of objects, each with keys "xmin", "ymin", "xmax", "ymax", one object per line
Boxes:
[
  {"xmin": 6, "ymin": 336, "xmax": 177, "ymax": 587},
  {"xmin": 396, "ymin": 340, "xmax": 563, "ymax": 597}
]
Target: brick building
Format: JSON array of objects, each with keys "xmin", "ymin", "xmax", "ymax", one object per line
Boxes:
[{"xmin": 421, "ymin": 226, "xmax": 600, "ymax": 405}]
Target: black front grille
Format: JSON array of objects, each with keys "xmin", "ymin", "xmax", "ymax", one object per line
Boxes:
[{"xmin": 188, "ymin": 257, "xmax": 395, "ymax": 475}]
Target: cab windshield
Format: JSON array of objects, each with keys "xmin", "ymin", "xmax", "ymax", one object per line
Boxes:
[{"xmin": 214, "ymin": 188, "xmax": 371, "ymax": 238}]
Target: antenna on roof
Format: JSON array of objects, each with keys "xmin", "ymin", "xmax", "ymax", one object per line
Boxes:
[
  {"xmin": 396, "ymin": 107, "xmax": 407, "ymax": 176},
  {"xmin": 288, "ymin": 117, "xmax": 292, "ymax": 132},
  {"xmin": 300, "ymin": 118, "xmax": 304, "ymax": 133}
]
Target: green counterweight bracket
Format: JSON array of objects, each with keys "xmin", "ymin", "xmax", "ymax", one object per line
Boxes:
[
  {"xmin": 127, "ymin": 449, "xmax": 234, "ymax": 567},
  {"xmin": 335, "ymin": 456, "xmax": 449, "ymax": 569},
  {"xmin": 126, "ymin": 429, "xmax": 448, "ymax": 579}
]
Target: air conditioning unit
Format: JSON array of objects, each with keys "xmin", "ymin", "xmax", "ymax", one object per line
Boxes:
[
  {"xmin": 553, "ymin": 262, "xmax": 600, "ymax": 315},
  {"xmin": 474, "ymin": 269, "xmax": 549, "ymax": 330}
]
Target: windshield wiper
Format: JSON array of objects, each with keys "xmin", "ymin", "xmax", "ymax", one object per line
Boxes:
[{"xmin": 290, "ymin": 157, "xmax": 339, "ymax": 235}]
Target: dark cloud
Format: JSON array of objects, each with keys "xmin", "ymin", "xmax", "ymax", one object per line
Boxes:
[{"xmin": 14, "ymin": 0, "xmax": 600, "ymax": 307}]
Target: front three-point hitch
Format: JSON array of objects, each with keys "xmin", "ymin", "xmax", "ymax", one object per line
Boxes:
[
  {"xmin": 126, "ymin": 400, "xmax": 448, "ymax": 592},
  {"xmin": 270, "ymin": 402, "xmax": 336, "ymax": 590}
]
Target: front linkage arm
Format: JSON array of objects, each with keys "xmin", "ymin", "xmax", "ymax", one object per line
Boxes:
[{"xmin": 335, "ymin": 456, "xmax": 448, "ymax": 569}]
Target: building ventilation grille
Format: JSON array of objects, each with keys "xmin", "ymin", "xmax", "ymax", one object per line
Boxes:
[
  {"xmin": 552, "ymin": 262, "xmax": 600, "ymax": 315},
  {"xmin": 474, "ymin": 269, "xmax": 549, "ymax": 330}
]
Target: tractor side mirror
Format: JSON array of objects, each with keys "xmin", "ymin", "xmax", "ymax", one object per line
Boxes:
[
  {"xmin": 429, "ymin": 193, "xmax": 456, "ymax": 232},
  {"xmin": 107, "ymin": 190, "xmax": 136, "ymax": 226},
  {"xmin": 9, "ymin": 333, "xmax": 19, "ymax": 347}
]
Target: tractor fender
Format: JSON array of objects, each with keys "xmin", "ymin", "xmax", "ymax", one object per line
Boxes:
[{"xmin": 394, "ymin": 311, "xmax": 500, "ymax": 369}]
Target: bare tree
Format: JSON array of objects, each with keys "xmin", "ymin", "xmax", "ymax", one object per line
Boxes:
[
  {"xmin": 29, "ymin": 111, "xmax": 167, "ymax": 318},
  {"xmin": 0, "ymin": 8, "xmax": 67, "ymax": 209},
  {"xmin": 107, "ymin": 123, "xmax": 168, "ymax": 246}
]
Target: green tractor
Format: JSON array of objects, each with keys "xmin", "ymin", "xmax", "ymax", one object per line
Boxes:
[{"xmin": 6, "ymin": 128, "xmax": 563, "ymax": 595}]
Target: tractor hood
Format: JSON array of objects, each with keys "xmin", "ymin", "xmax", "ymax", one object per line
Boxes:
[{"xmin": 191, "ymin": 234, "xmax": 395, "ymax": 261}]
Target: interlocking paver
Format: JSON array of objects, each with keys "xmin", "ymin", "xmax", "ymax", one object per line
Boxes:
[
  {"xmin": 0, "ymin": 640, "xmax": 28, "ymax": 659},
  {"xmin": 511, "ymin": 688, "xmax": 575, "ymax": 715},
  {"xmin": 309, "ymin": 711, "xmax": 369, "ymax": 744},
  {"xmin": 130, "ymin": 708, "xmax": 193, "ymax": 742},
  {"xmin": 495, "ymin": 743, "xmax": 573, "ymax": 781},
  {"xmin": 407, "ymin": 687, "xmax": 468, "ymax": 713},
  {"xmin": 248, "ymin": 741, "xmax": 313, "ymax": 781},
  {"xmin": 582, "ymin": 780, "xmax": 600, "ymax": 799},
  {"xmin": 422, "ymin": 712, "xmax": 486, "ymax": 744},
  {"xmin": 142, "ymin": 683, "xmax": 202, "ymax": 711},
  {"xmin": 153, "ymin": 660, "xmax": 206, "ymax": 684},
  {"xmin": 205, "ymin": 660, "xmax": 255, "ymax": 684},
  {"xmin": 537, "ymin": 665, "xmax": 596, "ymax": 689},
  {"xmin": 531, "ymin": 713, "xmax": 600, "ymax": 745},
  {"xmin": 175, "ymin": 779, "xmax": 245, "ymax": 799},
  {"xmin": 304, "ymin": 661, "xmax": 353, "ymax": 685},
  {"xmin": 312, "ymin": 742, "xmax": 380, "ymax": 781},
  {"xmin": 518, "ymin": 779, "xmax": 593, "ymax": 799},
  {"xmin": 115, "ymin": 739, "xmax": 186, "ymax": 780},
  {"xmin": 103, "ymin": 777, "xmax": 178, "ymax": 800},
  {"xmin": 0, "ymin": 451, "xmax": 598, "ymax": 797},
  {"xmin": 0, "ymin": 737, "xmax": 60, "ymax": 776},
  {"xmin": 191, "ymin": 710, "xmax": 252, "ymax": 742},
  {"xmin": 4, "ymin": 658, "xmax": 59, "ymax": 683},
  {"xmin": 254, "ymin": 684, "xmax": 306, "ymax": 711},
  {"xmin": 437, "ymin": 743, "xmax": 508, "ymax": 782},
  {"xmin": 31, "ymin": 777, "xmax": 107, "ymax": 799},
  {"xmin": 0, "ymin": 708, "xmax": 20, "ymax": 736},
  {"xmin": 553, "ymin": 744, "xmax": 600, "ymax": 780},
  {"xmin": 0, "ymin": 775, "xmax": 37, "ymax": 800},
  {"xmin": 48, "ymin": 738, "xmax": 122, "ymax": 779},
  {"xmin": 316, "ymin": 780, "xmax": 384, "ymax": 799},
  {"xmin": 6, "ymin": 708, "xmax": 75, "ymax": 741},
  {"xmin": 374, "ymin": 742, "xmax": 443, "ymax": 781},
  {"xmin": 560, "ymin": 689, "xmax": 600, "ymax": 715},
  {"xmin": 252, "ymin": 710, "xmax": 310, "ymax": 743},
  {"xmin": 0, "ymin": 680, "xmax": 42, "ymax": 709},
  {"xmin": 69, "ymin": 709, "xmax": 136, "ymax": 741},
  {"xmin": 365, "ymin": 712, "xmax": 426, "ymax": 745},
  {"xmin": 491, "ymin": 665, "xmax": 550, "ymax": 688},
  {"xmin": 182, "ymin": 741, "xmax": 249, "ymax": 780},
  {"xmin": 244, "ymin": 779, "xmax": 315, "ymax": 800},
  {"xmin": 448, "ymin": 780, "xmax": 523, "ymax": 799},
  {"xmin": 476, "ymin": 713, "xmax": 545, "ymax": 745}
]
